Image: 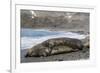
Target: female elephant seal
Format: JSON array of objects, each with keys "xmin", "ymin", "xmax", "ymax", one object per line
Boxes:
[{"xmin": 25, "ymin": 37, "xmax": 84, "ymax": 57}]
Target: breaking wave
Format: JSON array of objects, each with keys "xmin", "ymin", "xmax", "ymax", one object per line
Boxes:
[{"xmin": 21, "ymin": 28, "xmax": 87, "ymax": 49}]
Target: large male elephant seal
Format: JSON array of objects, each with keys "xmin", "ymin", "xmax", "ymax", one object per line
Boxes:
[{"xmin": 25, "ymin": 37, "xmax": 84, "ymax": 57}]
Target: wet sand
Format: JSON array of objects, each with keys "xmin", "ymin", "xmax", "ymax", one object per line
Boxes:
[{"xmin": 21, "ymin": 47, "xmax": 89, "ymax": 63}]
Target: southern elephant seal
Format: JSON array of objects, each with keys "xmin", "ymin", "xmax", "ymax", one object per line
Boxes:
[{"xmin": 25, "ymin": 37, "xmax": 84, "ymax": 57}]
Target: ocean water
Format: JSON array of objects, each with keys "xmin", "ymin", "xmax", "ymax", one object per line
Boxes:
[{"xmin": 21, "ymin": 28, "xmax": 87, "ymax": 49}]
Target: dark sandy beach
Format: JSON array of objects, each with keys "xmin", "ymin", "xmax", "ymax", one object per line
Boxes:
[{"xmin": 21, "ymin": 47, "xmax": 89, "ymax": 63}]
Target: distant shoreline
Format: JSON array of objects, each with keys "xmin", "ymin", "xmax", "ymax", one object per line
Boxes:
[{"xmin": 21, "ymin": 27, "xmax": 89, "ymax": 35}]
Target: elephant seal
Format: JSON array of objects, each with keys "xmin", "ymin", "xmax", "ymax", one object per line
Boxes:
[{"xmin": 25, "ymin": 37, "xmax": 84, "ymax": 57}]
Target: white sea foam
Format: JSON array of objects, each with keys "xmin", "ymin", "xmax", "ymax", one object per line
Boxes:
[{"xmin": 21, "ymin": 29, "xmax": 87, "ymax": 49}]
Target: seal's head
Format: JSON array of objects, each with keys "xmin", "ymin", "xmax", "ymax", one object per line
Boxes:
[
  {"xmin": 25, "ymin": 46, "xmax": 51, "ymax": 57},
  {"xmin": 25, "ymin": 49, "xmax": 35, "ymax": 57}
]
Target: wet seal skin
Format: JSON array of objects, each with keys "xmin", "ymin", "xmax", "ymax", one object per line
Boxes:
[{"xmin": 25, "ymin": 37, "xmax": 84, "ymax": 57}]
